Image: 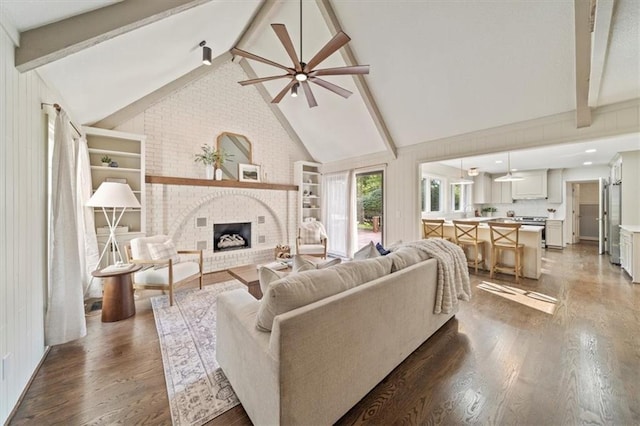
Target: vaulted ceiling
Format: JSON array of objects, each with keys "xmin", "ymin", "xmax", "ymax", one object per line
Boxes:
[{"xmin": 2, "ymin": 0, "xmax": 639, "ymax": 164}]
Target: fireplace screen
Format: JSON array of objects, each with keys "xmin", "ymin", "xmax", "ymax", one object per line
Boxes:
[{"xmin": 213, "ymin": 222, "xmax": 251, "ymax": 252}]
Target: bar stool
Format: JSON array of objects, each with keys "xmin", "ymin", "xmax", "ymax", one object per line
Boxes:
[
  {"xmin": 488, "ymin": 222, "xmax": 524, "ymax": 283},
  {"xmin": 422, "ymin": 219, "xmax": 451, "ymax": 241},
  {"xmin": 452, "ymin": 220, "xmax": 486, "ymax": 273}
]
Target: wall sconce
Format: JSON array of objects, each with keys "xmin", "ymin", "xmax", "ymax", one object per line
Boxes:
[{"xmin": 200, "ymin": 40, "xmax": 212, "ymax": 65}]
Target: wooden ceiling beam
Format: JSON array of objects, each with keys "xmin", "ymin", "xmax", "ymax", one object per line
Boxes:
[
  {"xmin": 315, "ymin": 0, "xmax": 398, "ymax": 159},
  {"xmin": 574, "ymin": 0, "xmax": 593, "ymax": 127},
  {"xmin": 588, "ymin": 0, "xmax": 615, "ymax": 108},
  {"xmin": 15, "ymin": 0, "xmax": 212, "ymax": 73},
  {"xmin": 232, "ymin": 0, "xmax": 277, "ymax": 52}
]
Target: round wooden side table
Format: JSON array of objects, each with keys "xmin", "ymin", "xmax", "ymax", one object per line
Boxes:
[{"xmin": 92, "ymin": 264, "xmax": 143, "ymax": 322}]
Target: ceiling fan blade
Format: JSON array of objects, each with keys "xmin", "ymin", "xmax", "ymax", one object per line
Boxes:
[
  {"xmin": 271, "ymin": 80, "xmax": 297, "ymax": 104},
  {"xmin": 309, "ymin": 65, "xmax": 369, "ymax": 77},
  {"xmin": 271, "ymin": 24, "xmax": 302, "ymax": 72},
  {"xmin": 303, "ymin": 31, "xmax": 351, "ymax": 72},
  {"xmin": 231, "ymin": 47, "xmax": 293, "ymax": 73},
  {"xmin": 238, "ymin": 75, "xmax": 291, "ymax": 86},
  {"xmin": 301, "ymin": 81, "xmax": 318, "ymax": 108},
  {"xmin": 310, "ymin": 78, "xmax": 352, "ymax": 98}
]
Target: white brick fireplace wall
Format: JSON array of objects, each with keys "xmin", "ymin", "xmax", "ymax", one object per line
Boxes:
[{"xmin": 117, "ymin": 60, "xmax": 311, "ymax": 270}]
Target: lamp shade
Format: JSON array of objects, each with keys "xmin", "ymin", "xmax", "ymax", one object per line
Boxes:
[{"xmin": 87, "ymin": 182, "xmax": 140, "ymax": 208}]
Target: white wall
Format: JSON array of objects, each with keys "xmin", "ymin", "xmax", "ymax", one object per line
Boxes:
[
  {"xmin": 0, "ymin": 18, "xmax": 51, "ymax": 423},
  {"xmin": 620, "ymin": 150, "xmax": 640, "ymax": 225},
  {"xmin": 420, "ymin": 162, "xmax": 473, "ymax": 219},
  {"xmin": 115, "ymin": 60, "xmax": 312, "ymax": 269},
  {"xmin": 322, "ymin": 100, "xmax": 638, "ymax": 243}
]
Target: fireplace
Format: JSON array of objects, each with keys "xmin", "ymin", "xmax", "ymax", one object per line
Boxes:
[{"xmin": 213, "ymin": 222, "xmax": 251, "ymax": 252}]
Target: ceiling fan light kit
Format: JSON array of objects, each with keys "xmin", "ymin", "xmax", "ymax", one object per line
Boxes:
[{"xmin": 231, "ymin": 1, "xmax": 369, "ymax": 108}]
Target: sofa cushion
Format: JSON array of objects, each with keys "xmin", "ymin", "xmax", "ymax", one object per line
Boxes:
[
  {"xmin": 387, "ymin": 246, "xmax": 431, "ymax": 272},
  {"xmin": 256, "ymin": 256, "xmax": 393, "ymax": 332},
  {"xmin": 293, "ymin": 255, "xmax": 342, "ymax": 272},
  {"xmin": 259, "ymin": 267, "xmax": 284, "ymax": 295},
  {"xmin": 353, "ymin": 241, "xmax": 381, "ymax": 260}
]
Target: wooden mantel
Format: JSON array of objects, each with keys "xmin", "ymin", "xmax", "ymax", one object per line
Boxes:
[{"xmin": 145, "ymin": 175, "xmax": 298, "ymax": 191}]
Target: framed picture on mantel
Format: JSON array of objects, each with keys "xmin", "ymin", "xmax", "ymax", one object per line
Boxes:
[{"xmin": 239, "ymin": 163, "xmax": 261, "ymax": 183}]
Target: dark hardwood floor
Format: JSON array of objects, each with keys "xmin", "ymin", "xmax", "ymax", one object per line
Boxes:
[{"xmin": 10, "ymin": 243, "xmax": 639, "ymax": 425}]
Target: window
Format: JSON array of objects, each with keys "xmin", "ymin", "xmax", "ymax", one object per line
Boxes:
[
  {"xmin": 421, "ymin": 176, "xmax": 444, "ymax": 213},
  {"xmin": 451, "ymin": 183, "xmax": 466, "ymax": 212}
]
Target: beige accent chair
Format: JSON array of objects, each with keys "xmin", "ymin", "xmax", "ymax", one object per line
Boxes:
[
  {"xmin": 422, "ymin": 219, "xmax": 451, "ymax": 241},
  {"xmin": 488, "ymin": 222, "xmax": 524, "ymax": 283},
  {"xmin": 452, "ymin": 220, "xmax": 486, "ymax": 273},
  {"xmin": 296, "ymin": 221, "xmax": 328, "ymax": 258},
  {"xmin": 124, "ymin": 235, "xmax": 203, "ymax": 306}
]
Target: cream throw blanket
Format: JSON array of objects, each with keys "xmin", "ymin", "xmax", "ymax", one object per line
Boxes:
[{"xmin": 404, "ymin": 239, "xmax": 471, "ymax": 314}]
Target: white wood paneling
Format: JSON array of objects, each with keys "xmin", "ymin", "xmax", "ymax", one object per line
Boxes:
[
  {"xmin": 0, "ymin": 19, "xmax": 49, "ymax": 424},
  {"xmin": 322, "ymin": 100, "xmax": 640, "ymax": 244}
]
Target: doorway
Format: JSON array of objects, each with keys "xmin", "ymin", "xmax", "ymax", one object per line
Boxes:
[
  {"xmin": 355, "ymin": 170, "xmax": 384, "ymax": 248},
  {"xmin": 566, "ymin": 179, "xmax": 603, "ymax": 248}
]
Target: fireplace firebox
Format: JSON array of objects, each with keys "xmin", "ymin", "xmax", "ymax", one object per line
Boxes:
[{"xmin": 213, "ymin": 222, "xmax": 251, "ymax": 252}]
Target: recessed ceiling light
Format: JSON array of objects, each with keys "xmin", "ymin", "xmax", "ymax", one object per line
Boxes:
[
  {"xmin": 583, "ymin": 161, "xmax": 593, "ymax": 165},
  {"xmin": 585, "ymin": 149, "xmax": 597, "ymax": 153},
  {"xmin": 511, "ymin": 168, "xmax": 518, "ymax": 172},
  {"xmin": 495, "ymin": 160, "xmax": 503, "ymax": 164}
]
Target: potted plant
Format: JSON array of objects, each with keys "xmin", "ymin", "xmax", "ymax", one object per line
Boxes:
[
  {"xmin": 481, "ymin": 206, "xmax": 498, "ymax": 217},
  {"xmin": 194, "ymin": 145, "xmax": 233, "ymax": 180},
  {"xmin": 101, "ymin": 155, "xmax": 111, "ymax": 167}
]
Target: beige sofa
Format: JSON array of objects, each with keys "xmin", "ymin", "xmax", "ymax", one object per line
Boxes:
[{"xmin": 217, "ymin": 248, "xmax": 460, "ymax": 425}]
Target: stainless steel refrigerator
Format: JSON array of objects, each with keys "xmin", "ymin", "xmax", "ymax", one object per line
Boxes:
[{"xmin": 608, "ymin": 182, "xmax": 621, "ymax": 264}]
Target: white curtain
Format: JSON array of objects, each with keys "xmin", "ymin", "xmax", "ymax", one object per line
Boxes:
[
  {"xmin": 45, "ymin": 111, "xmax": 86, "ymax": 346},
  {"xmin": 323, "ymin": 172, "xmax": 351, "ymax": 257},
  {"xmin": 76, "ymin": 136, "xmax": 100, "ymax": 298}
]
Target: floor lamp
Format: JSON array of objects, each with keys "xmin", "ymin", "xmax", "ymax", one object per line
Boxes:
[{"xmin": 87, "ymin": 182, "xmax": 141, "ymax": 267}]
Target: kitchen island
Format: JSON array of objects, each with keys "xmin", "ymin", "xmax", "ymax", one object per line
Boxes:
[{"xmin": 442, "ymin": 221, "xmax": 542, "ymax": 279}]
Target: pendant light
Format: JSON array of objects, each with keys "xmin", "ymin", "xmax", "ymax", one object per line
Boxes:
[
  {"xmin": 452, "ymin": 160, "xmax": 474, "ymax": 185},
  {"xmin": 494, "ymin": 152, "xmax": 524, "ymax": 182}
]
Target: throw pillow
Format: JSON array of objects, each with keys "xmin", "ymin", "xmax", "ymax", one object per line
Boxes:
[
  {"xmin": 375, "ymin": 242, "xmax": 390, "ymax": 255},
  {"xmin": 293, "ymin": 255, "xmax": 342, "ymax": 272},
  {"xmin": 147, "ymin": 239, "xmax": 180, "ymax": 269},
  {"xmin": 259, "ymin": 267, "xmax": 284, "ymax": 295},
  {"xmin": 299, "ymin": 225, "xmax": 321, "ymax": 244},
  {"xmin": 387, "ymin": 240, "xmax": 403, "ymax": 251},
  {"xmin": 353, "ymin": 241, "xmax": 381, "ymax": 260}
]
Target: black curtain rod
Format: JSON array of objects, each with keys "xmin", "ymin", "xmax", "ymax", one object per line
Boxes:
[{"xmin": 41, "ymin": 102, "xmax": 82, "ymax": 137}]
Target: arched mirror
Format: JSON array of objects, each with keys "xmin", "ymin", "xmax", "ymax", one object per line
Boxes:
[{"xmin": 216, "ymin": 132, "xmax": 252, "ymax": 180}]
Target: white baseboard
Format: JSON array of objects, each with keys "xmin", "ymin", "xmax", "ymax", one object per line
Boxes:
[{"xmin": 6, "ymin": 346, "xmax": 50, "ymax": 424}]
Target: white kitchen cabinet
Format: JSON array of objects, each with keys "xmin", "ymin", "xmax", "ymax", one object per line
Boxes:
[
  {"xmin": 547, "ymin": 169, "xmax": 563, "ymax": 203},
  {"xmin": 545, "ymin": 220, "xmax": 563, "ymax": 249},
  {"xmin": 512, "ymin": 170, "xmax": 548, "ymax": 199},
  {"xmin": 294, "ymin": 161, "xmax": 322, "ymax": 224},
  {"xmin": 490, "ymin": 178, "xmax": 512, "ymax": 204},
  {"xmin": 473, "ymin": 172, "xmax": 492, "ymax": 204},
  {"xmin": 619, "ymin": 225, "xmax": 640, "ymax": 283}
]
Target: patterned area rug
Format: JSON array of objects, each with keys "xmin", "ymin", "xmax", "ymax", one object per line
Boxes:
[
  {"xmin": 151, "ymin": 280, "xmax": 244, "ymax": 426},
  {"xmin": 477, "ymin": 281, "xmax": 558, "ymax": 314}
]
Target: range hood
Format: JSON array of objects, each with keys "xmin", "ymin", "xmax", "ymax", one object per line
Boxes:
[{"xmin": 511, "ymin": 169, "xmax": 548, "ymax": 200}]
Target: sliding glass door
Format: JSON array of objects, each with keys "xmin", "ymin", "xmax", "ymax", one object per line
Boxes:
[{"xmin": 355, "ymin": 170, "xmax": 384, "ymax": 247}]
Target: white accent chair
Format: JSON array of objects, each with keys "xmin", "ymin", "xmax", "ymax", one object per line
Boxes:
[
  {"xmin": 296, "ymin": 221, "xmax": 328, "ymax": 258},
  {"xmin": 124, "ymin": 235, "xmax": 203, "ymax": 306}
]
